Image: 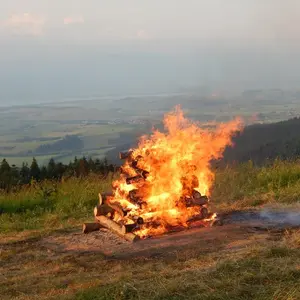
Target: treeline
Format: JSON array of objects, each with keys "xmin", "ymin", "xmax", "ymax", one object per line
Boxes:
[
  {"xmin": 35, "ymin": 135, "xmax": 84, "ymax": 154},
  {"xmin": 223, "ymin": 117, "xmax": 300, "ymax": 165},
  {"xmin": 0, "ymin": 157, "xmax": 115, "ymax": 192}
]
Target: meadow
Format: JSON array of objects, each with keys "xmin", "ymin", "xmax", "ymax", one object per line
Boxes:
[{"xmin": 1, "ymin": 160, "xmax": 300, "ymax": 300}]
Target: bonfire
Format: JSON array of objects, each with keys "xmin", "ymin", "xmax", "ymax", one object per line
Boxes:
[{"xmin": 83, "ymin": 107, "xmax": 242, "ymax": 242}]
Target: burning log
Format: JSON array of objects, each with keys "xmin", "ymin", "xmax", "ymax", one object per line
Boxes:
[
  {"xmin": 126, "ymin": 175, "xmax": 144, "ymax": 185},
  {"xmin": 129, "ymin": 189, "xmax": 141, "ymax": 202},
  {"xmin": 131, "ymin": 159, "xmax": 149, "ymax": 179},
  {"xmin": 128, "ymin": 190, "xmax": 146, "ymax": 208},
  {"xmin": 100, "ymin": 192, "xmax": 114, "ymax": 204},
  {"xmin": 94, "ymin": 205, "xmax": 114, "ymax": 217},
  {"xmin": 129, "ymin": 215, "xmax": 144, "ymax": 225},
  {"xmin": 185, "ymin": 191, "xmax": 209, "ymax": 207},
  {"xmin": 95, "ymin": 215, "xmax": 140, "ymax": 242},
  {"xmin": 200, "ymin": 207, "xmax": 209, "ymax": 219},
  {"xmin": 132, "ymin": 166, "xmax": 150, "ymax": 179},
  {"xmin": 106, "ymin": 201, "xmax": 128, "ymax": 218},
  {"xmin": 82, "ymin": 222, "xmax": 102, "ymax": 234},
  {"xmin": 119, "ymin": 150, "xmax": 133, "ymax": 160},
  {"xmin": 122, "ymin": 223, "xmax": 138, "ymax": 233},
  {"xmin": 210, "ymin": 218, "xmax": 224, "ymax": 227}
]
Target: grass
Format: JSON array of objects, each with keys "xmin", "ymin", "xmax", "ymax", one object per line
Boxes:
[
  {"xmin": 212, "ymin": 159, "xmax": 300, "ymax": 210},
  {"xmin": 2, "ymin": 160, "xmax": 300, "ymax": 233},
  {"xmin": 0, "ymin": 174, "xmax": 114, "ymax": 233},
  {"xmin": 1, "ymin": 160, "xmax": 300, "ymax": 299}
]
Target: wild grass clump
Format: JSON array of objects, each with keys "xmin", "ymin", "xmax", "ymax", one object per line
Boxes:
[
  {"xmin": 212, "ymin": 159, "xmax": 300, "ymax": 209},
  {"xmin": 0, "ymin": 173, "xmax": 114, "ymax": 232}
]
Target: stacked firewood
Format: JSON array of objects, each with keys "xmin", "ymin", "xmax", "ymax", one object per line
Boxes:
[{"xmin": 83, "ymin": 150, "xmax": 216, "ymax": 242}]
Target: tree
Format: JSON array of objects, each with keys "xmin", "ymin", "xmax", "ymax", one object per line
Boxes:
[
  {"xmin": 20, "ymin": 162, "xmax": 30, "ymax": 184},
  {"xmin": 78, "ymin": 157, "xmax": 89, "ymax": 177},
  {"xmin": 30, "ymin": 158, "xmax": 41, "ymax": 181},
  {"xmin": 47, "ymin": 158, "xmax": 56, "ymax": 179},
  {"xmin": 55, "ymin": 162, "xmax": 66, "ymax": 179},
  {"xmin": 40, "ymin": 166, "xmax": 48, "ymax": 180},
  {"xmin": 88, "ymin": 157, "xmax": 96, "ymax": 172},
  {"xmin": 0, "ymin": 159, "xmax": 12, "ymax": 190}
]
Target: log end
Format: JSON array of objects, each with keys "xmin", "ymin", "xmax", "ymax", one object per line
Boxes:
[
  {"xmin": 98, "ymin": 193, "xmax": 103, "ymax": 205},
  {"xmin": 125, "ymin": 232, "xmax": 140, "ymax": 243},
  {"xmin": 82, "ymin": 222, "xmax": 101, "ymax": 234}
]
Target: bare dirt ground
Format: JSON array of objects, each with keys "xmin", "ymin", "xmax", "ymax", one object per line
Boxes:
[{"xmin": 40, "ymin": 209, "xmax": 300, "ymax": 259}]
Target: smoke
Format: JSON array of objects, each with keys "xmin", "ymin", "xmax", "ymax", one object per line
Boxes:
[
  {"xmin": 259, "ymin": 209, "xmax": 300, "ymax": 226},
  {"xmin": 223, "ymin": 208, "xmax": 300, "ymax": 228}
]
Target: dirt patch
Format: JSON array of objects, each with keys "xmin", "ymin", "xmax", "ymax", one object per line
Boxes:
[{"xmin": 39, "ymin": 208, "xmax": 300, "ymax": 259}]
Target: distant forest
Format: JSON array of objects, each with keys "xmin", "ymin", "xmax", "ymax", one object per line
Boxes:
[
  {"xmin": 223, "ymin": 117, "xmax": 300, "ymax": 165},
  {"xmin": 0, "ymin": 157, "xmax": 115, "ymax": 192},
  {"xmin": 2, "ymin": 117, "xmax": 300, "ymax": 191}
]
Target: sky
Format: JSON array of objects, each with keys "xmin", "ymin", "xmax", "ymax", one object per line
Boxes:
[{"xmin": 0, "ymin": 0, "xmax": 300, "ymax": 104}]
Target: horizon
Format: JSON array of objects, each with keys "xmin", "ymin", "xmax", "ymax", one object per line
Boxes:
[{"xmin": 1, "ymin": 0, "xmax": 300, "ymax": 105}]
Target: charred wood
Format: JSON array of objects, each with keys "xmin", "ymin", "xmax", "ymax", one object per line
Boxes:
[
  {"xmin": 122, "ymin": 223, "xmax": 138, "ymax": 233},
  {"xmin": 128, "ymin": 189, "xmax": 144, "ymax": 205},
  {"xmin": 129, "ymin": 215, "xmax": 144, "ymax": 225},
  {"xmin": 186, "ymin": 195, "xmax": 208, "ymax": 207},
  {"xmin": 200, "ymin": 207, "xmax": 209, "ymax": 218},
  {"xmin": 126, "ymin": 175, "xmax": 144, "ymax": 185}
]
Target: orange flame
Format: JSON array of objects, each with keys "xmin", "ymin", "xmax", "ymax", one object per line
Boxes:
[{"xmin": 110, "ymin": 106, "xmax": 243, "ymax": 237}]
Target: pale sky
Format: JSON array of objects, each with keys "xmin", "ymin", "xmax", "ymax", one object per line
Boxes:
[
  {"xmin": 1, "ymin": 0, "xmax": 299, "ymax": 44},
  {"xmin": 0, "ymin": 1, "xmax": 300, "ymax": 104}
]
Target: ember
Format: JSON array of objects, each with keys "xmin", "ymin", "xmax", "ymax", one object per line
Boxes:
[{"xmin": 83, "ymin": 106, "xmax": 242, "ymax": 241}]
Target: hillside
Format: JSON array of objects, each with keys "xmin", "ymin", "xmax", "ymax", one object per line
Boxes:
[
  {"xmin": 105, "ymin": 117, "xmax": 300, "ymax": 165},
  {"xmin": 223, "ymin": 117, "xmax": 300, "ymax": 164},
  {"xmin": 1, "ymin": 160, "xmax": 300, "ymax": 299}
]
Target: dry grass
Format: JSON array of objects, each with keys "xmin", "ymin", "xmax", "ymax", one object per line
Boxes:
[{"xmin": 1, "ymin": 229, "xmax": 300, "ymax": 300}]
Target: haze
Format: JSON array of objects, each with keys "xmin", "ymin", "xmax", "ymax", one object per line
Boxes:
[{"xmin": 1, "ymin": 0, "xmax": 300, "ymax": 105}]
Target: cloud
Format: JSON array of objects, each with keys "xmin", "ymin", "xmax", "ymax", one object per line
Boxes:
[
  {"xmin": 63, "ymin": 16, "xmax": 84, "ymax": 25},
  {"xmin": 3, "ymin": 13, "xmax": 45, "ymax": 36}
]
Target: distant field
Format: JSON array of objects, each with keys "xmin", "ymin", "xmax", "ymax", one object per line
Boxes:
[{"xmin": 1, "ymin": 92, "xmax": 300, "ymax": 166}]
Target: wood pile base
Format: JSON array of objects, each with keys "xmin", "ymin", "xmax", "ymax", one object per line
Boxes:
[{"xmin": 82, "ymin": 150, "xmax": 221, "ymax": 242}]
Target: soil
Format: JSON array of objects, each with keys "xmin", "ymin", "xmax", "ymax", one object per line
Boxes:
[{"xmin": 40, "ymin": 208, "xmax": 300, "ymax": 259}]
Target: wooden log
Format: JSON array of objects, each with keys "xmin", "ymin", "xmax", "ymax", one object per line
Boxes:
[
  {"xmin": 210, "ymin": 218, "xmax": 224, "ymax": 227},
  {"xmin": 193, "ymin": 196, "xmax": 209, "ymax": 206},
  {"xmin": 186, "ymin": 195, "xmax": 208, "ymax": 207},
  {"xmin": 106, "ymin": 201, "xmax": 127, "ymax": 218},
  {"xmin": 131, "ymin": 161, "xmax": 149, "ymax": 179},
  {"xmin": 82, "ymin": 222, "xmax": 102, "ymax": 234},
  {"xmin": 94, "ymin": 205, "xmax": 114, "ymax": 217},
  {"xmin": 200, "ymin": 206, "xmax": 209, "ymax": 218},
  {"xmin": 98, "ymin": 193, "xmax": 103, "ymax": 205},
  {"xmin": 119, "ymin": 150, "xmax": 133, "ymax": 160},
  {"xmin": 192, "ymin": 190, "xmax": 202, "ymax": 199},
  {"xmin": 122, "ymin": 223, "xmax": 137, "ymax": 233},
  {"xmin": 130, "ymin": 215, "xmax": 144, "ymax": 225},
  {"xmin": 95, "ymin": 215, "xmax": 140, "ymax": 242},
  {"xmin": 101, "ymin": 192, "xmax": 114, "ymax": 203},
  {"xmin": 126, "ymin": 175, "xmax": 144, "ymax": 185},
  {"xmin": 128, "ymin": 189, "xmax": 144, "ymax": 204}
]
